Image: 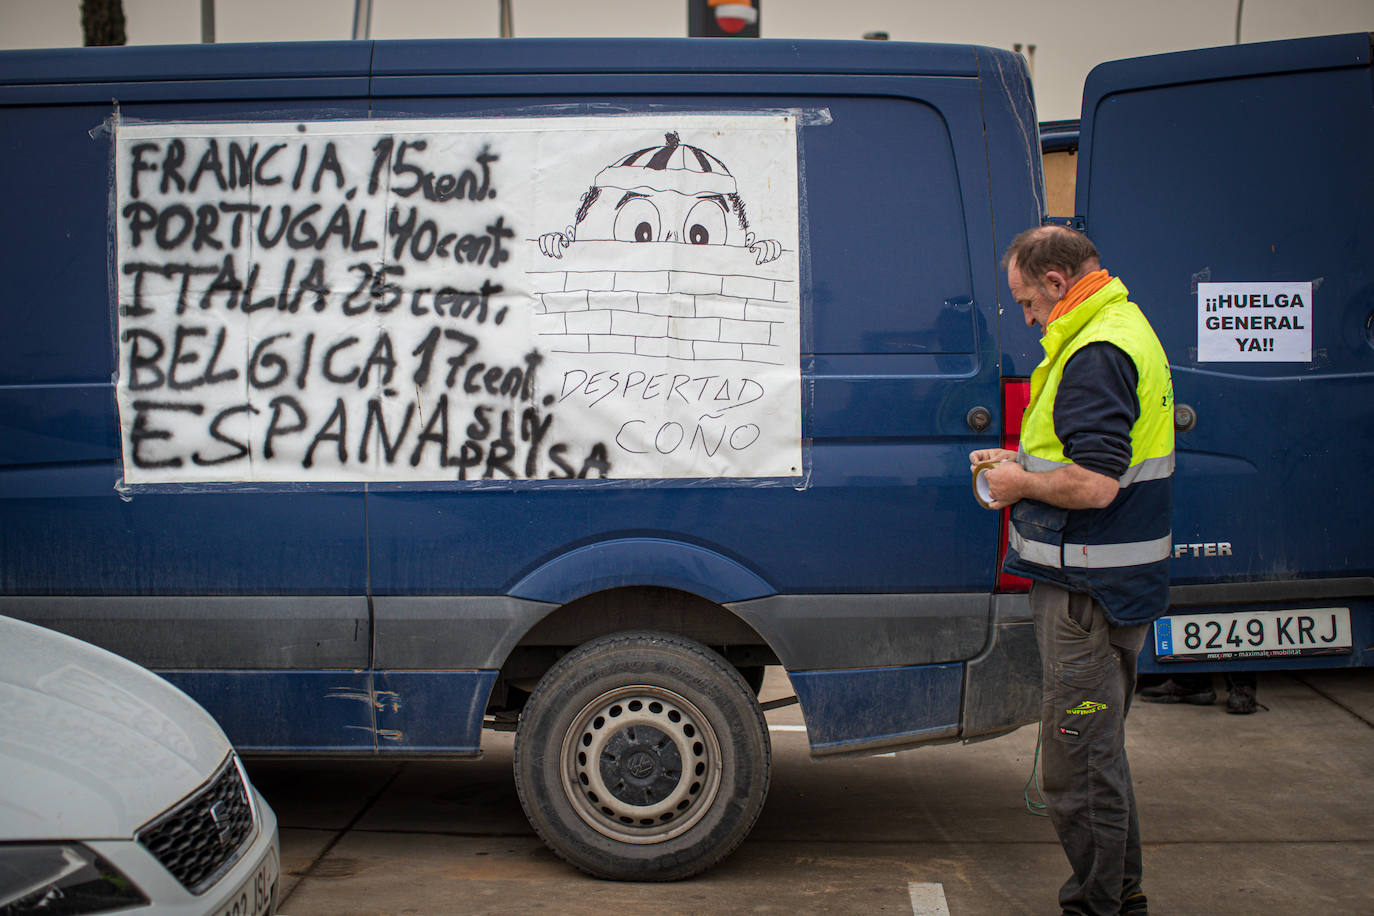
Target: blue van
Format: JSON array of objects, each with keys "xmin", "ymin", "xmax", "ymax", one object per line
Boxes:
[
  {"xmin": 1066, "ymin": 34, "xmax": 1374, "ymax": 680},
  {"xmin": 1033, "ymin": 34, "xmax": 1374, "ymax": 683},
  {"xmin": 0, "ymin": 32, "xmax": 1368, "ymax": 880}
]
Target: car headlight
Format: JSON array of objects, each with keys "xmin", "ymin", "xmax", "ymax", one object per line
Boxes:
[{"xmin": 0, "ymin": 844, "xmax": 148, "ymax": 915}]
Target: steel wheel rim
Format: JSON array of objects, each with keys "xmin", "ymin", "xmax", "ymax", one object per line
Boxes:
[{"xmin": 559, "ymin": 685, "xmax": 723, "ymax": 845}]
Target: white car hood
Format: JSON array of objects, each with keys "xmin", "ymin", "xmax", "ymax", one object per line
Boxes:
[{"xmin": 0, "ymin": 616, "xmax": 233, "ymax": 841}]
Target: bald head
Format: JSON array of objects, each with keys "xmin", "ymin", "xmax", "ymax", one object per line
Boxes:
[
  {"xmin": 1003, "ymin": 225, "xmax": 1105, "ymax": 334},
  {"xmin": 1002, "ymin": 225, "xmax": 1101, "ymax": 287}
]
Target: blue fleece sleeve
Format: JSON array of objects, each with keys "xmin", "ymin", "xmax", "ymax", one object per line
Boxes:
[{"xmin": 1054, "ymin": 342, "xmax": 1139, "ymax": 479}]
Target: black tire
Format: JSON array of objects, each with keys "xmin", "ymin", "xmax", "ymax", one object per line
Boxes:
[
  {"xmin": 513, "ymin": 630, "xmax": 771, "ymax": 881},
  {"xmin": 737, "ymin": 665, "xmax": 767, "ymax": 696}
]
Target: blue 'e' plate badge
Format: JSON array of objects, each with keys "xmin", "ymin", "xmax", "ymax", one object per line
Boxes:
[{"xmin": 1154, "ymin": 618, "xmax": 1173, "ymax": 654}]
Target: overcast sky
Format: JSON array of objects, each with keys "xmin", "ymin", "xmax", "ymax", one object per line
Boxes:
[{"xmin": 1, "ymin": 0, "xmax": 1370, "ymax": 119}]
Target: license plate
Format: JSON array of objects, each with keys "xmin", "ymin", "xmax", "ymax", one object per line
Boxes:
[
  {"xmin": 213, "ymin": 846, "xmax": 278, "ymax": 916},
  {"xmin": 1154, "ymin": 607, "xmax": 1352, "ymax": 661}
]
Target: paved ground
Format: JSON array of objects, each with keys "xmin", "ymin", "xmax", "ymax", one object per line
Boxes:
[{"xmin": 246, "ymin": 668, "xmax": 1374, "ymax": 915}]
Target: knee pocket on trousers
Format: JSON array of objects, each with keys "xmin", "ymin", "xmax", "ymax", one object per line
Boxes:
[{"xmin": 1056, "ymin": 657, "xmax": 1110, "ymax": 689}]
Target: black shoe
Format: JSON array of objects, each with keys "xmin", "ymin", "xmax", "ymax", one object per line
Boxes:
[
  {"xmin": 1120, "ymin": 891, "xmax": 1149, "ymax": 915},
  {"xmin": 1140, "ymin": 678, "xmax": 1216, "ymax": 705},
  {"xmin": 1226, "ymin": 683, "xmax": 1262, "ymax": 714}
]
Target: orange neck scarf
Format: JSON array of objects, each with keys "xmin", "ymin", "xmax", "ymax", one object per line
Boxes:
[{"xmin": 1047, "ymin": 269, "xmax": 1111, "ymax": 325}]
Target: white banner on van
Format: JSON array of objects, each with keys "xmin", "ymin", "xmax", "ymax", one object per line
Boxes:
[
  {"xmin": 1197, "ymin": 281, "xmax": 1311, "ymax": 362},
  {"xmin": 113, "ymin": 115, "xmax": 801, "ymax": 483}
]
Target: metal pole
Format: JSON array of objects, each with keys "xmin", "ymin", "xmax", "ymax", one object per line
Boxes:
[
  {"xmin": 201, "ymin": 0, "xmax": 215, "ymax": 43},
  {"xmin": 500, "ymin": 0, "xmax": 514, "ymax": 38},
  {"xmin": 352, "ymin": 0, "xmax": 374, "ymax": 40},
  {"xmin": 1235, "ymin": 0, "xmax": 1244, "ymax": 44}
]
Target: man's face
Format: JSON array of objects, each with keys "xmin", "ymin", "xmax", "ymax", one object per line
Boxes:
[{"xmin": 1007, "ymin": 256, "xmax": 1059, "ymax": 334}]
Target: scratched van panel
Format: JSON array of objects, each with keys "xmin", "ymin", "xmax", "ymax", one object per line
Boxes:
[
  {"xmin": 363, "ymin": 76, "xmax": 1007, "ymax": 604},
  {"xmin": 0, "ymin": 57, "xmax": 370, "ymax": 664},
  {"xmin": 1076, "ymin": 34, "xmax": 1374, "ymax": 588}
]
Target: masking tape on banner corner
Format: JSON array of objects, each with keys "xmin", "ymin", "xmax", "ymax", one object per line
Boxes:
[{"xmin": 972, "ymin": 460, "xmax": 1004, "ymax": 510}]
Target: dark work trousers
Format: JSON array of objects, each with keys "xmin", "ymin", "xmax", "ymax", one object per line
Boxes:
[{"xmin": 1031, "ymin": 581, "xmax": 1149, "ymax": 916}]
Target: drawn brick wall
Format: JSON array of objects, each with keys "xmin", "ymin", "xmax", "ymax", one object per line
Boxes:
[{"xmin": 528, "ymin": 240, "xmax": 795, "ymax": 365}]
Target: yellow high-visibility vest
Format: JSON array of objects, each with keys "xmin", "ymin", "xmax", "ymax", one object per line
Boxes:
[
  {"xmin": 1005, "ymin": 277, "xmax": 1175, "ymax": 624},
  {"xmin": 1020, "ymin": 277, "xmax": 1174, "ymax": 481}
]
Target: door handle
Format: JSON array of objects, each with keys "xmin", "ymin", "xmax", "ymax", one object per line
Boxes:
[{"xmin": 1174, "ymin": 403, "xmax": 1197, "ymax": 432}]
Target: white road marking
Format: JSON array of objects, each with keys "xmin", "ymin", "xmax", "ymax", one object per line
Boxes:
[{"xmin": 908, "ymin": 882, "xmax": 951, "ymax": 916}]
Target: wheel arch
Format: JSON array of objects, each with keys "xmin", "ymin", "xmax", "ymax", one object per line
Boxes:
[
  {"xmin": 492, "ymin": 538, "xmax": 782, "ymax": 703},
  {"xmin": 515, "ymin": 585, "xmax": 776, "ymax": 656},
  {"xmin": 506, "ymin": 537, "xmax": 776, "ymax": 606},
  {"xmin": 493, "ymin": 586, "xmax": 780, "ymax": 705}
]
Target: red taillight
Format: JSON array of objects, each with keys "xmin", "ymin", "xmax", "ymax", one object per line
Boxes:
[
  {"xmin": 997, "ymin": 379, "xmax": 1033, "ymax": 592},
  {"xmin": 1001, "ymin": 378, "xmax": 1030, "ymax": 450}
]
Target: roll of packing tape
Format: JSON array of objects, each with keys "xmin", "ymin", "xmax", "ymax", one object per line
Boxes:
[{"xmin": 972, "ymin": 460, "xmax": 1004, "ymax": 509}]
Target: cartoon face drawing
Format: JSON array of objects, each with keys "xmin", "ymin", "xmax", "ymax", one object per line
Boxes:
[
  {"xmin": 539, "ymin": 131, "xmax": 782, "ymax": 264},
  {"xmin": 598, "ymin": 188, "xmax": 730, "ymax": 246}
]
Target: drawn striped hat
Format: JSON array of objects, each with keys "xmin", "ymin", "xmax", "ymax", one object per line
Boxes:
[{"xmin": 594, "ymin": 132, "xmax": 738, "ymax": 195}]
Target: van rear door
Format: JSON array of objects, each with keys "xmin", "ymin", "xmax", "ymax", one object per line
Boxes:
[{"xmin": 1073, "ymin": 33, "xmax": 1374, "ymax": 669}]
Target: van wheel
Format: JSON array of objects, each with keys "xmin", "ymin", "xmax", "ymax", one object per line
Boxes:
[
  {"xmin": 737, "ymin": 664, "xmax": 766, "ymax": 696},
  {"xmin": 513, "ymin": 631, "xmax": 770, "ymax": 881}
]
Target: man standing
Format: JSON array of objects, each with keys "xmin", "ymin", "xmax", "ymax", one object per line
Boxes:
[{"xmin": 971, "ymin": 225, "xmax": 1174, "ymax": 916}]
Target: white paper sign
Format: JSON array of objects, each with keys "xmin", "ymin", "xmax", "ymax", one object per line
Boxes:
[
  {"xmin": 113, "ymin": 115, "xmax": 801, "ymax": 483},
  {"xmin": 1197, "ymin": 281, "xmax": 1311, "ymax": 362}
]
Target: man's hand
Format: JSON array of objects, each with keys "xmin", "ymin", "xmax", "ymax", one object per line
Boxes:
[
  {"xmin": 969, "ymin": 448, "xmax": 1017, "ymax": 473},
  {"xmin": 969, "ymin": 449, "xmax": 1021, "ymax": 510},
  {"xmin": 967, "ymin": 448, "xmax": 1120, "ymax": 511},
  {"xmin": 979, "ymin": 459, "xmax": 1028, "ymax": 510}
]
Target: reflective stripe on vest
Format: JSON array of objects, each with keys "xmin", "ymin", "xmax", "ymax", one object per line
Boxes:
[
  {"xmin": 1018, "ymin": 452, "xmax": 1175, "ymax": 487},
  {"xmin": 1010, "ymin": 528, "xmax": 1173, "ymax": 570}
]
